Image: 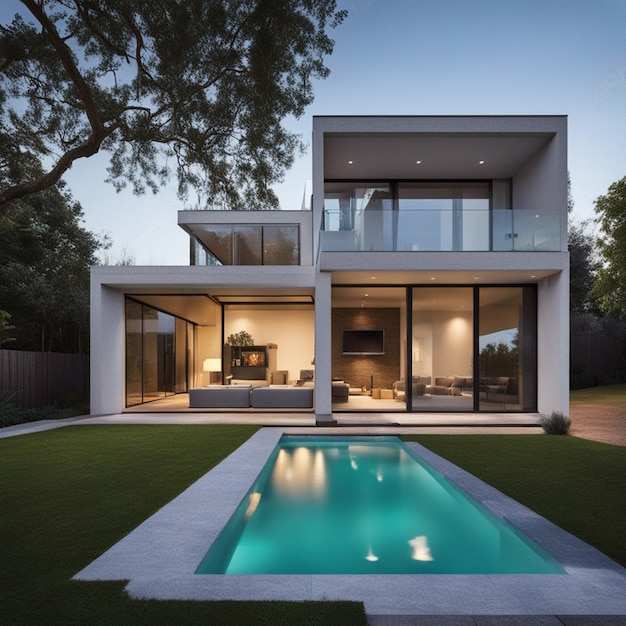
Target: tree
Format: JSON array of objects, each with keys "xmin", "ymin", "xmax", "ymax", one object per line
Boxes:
[
  {"xmin": 0, "ymin": 310, "xmax": 16, "ymax": 347},
  {"xmin": 593, "ymin": 176, "xmax": 626, "ymax": 319},
  {"xmin": 0, "ymin": 149, "xmax": 106, "ymax": 353},
  {"xmin": 569, "ymin": 219, "xmax": 599, "ymax": 314},
  {"xmin": 0, "ymin": 1, "xmax": 346, "ymax": 211}
]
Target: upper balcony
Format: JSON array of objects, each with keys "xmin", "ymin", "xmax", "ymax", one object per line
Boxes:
[{"xmin": 320, "ymin": 207, "xmax": 561, "ymax": 253}]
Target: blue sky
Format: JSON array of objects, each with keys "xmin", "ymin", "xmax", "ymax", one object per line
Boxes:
[{"xmin": 5, "ymin": 0, "xmax": 626, "ymax": 264}]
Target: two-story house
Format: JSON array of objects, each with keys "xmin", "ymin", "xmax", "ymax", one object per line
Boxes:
[{"xmin": 90, "ymin": 115, "xmax": 569, "ymax": 420}]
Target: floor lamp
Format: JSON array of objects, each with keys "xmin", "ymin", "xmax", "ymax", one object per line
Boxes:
[{"xmin": 203, "ymin": 358, "xmax": 222, "ymax": 385}]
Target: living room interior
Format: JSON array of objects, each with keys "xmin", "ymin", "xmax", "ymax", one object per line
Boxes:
[{"xmin": 125, "ymin": 279, "xmax": 527, "ymax": 412}]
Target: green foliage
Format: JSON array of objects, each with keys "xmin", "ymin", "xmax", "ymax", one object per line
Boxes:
[
  {"xmin": 0, "ymin": 390, "xmax": 22, "ymax": 427},
  {"xmin": 0, "ymin": 150, "xmax": 106, "ymax": 352},
  {"xmin": 593, "ymin": 176, "xmax": 626, "ymax": 319},
  {"xmin": 0, "ymin": 391, "xmax": 69, "ymax": 427},
  {"xmin": 225, "ymin": 330, "xmax": 254, "ymax": 346},
  {"xmin": 0, "ymin": 309, "xmax": 16, "ymax": 347},
  {"xmin": 0, "ymin": 1, "xmax": 347, "ymax": 210},
  {"xmin": 539, "ymin": 411, "xmax": 572, "ymax": 435},
  {"xmin": 568, "ymin": 219, "xmax": 600, "ymax": 314},
  {"xmin": 479, "ymin": 332, "xmax": 518, "ymax": 377}
]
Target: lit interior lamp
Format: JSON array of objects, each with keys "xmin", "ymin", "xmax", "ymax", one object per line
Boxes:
[{"xmin": 203, "ymin": 358, "xmax": 222, "ymax": 385}]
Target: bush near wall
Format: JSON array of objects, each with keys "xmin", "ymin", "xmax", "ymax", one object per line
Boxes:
[
  {"xmin": 570, "ymin": 315, "xmax": 626, "ymax": 389},
  {"xmin": 0, "ymin": 349, "xmax": 89, "ymax": 410}
]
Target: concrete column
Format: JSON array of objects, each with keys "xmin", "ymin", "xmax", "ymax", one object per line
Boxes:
[
  {"xmin": 537, "ymin": 268, "xmax": 570, "ymax": 416},
  {"xmin": 314, "ymin": 272, "xmax": 333, "ymax": 420},
  {"xmin": 90, "ymin": 274, "xmax": 125, "ymax": 415}
]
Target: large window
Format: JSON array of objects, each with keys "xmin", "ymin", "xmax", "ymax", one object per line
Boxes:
[
  {"xmin": 478, "ymin": 287, "xmax": 536, "ymax": 411},
  {"xmin": 410, "ymin": 288, "xmax": 474, "ymax": 411},
  {"xmin": 191, "ymin": 225, "xmax": 300, "ymax": 265},
  {"xmin": 125, "ymin": 298, "xmax": 192, "ymax": 407}
]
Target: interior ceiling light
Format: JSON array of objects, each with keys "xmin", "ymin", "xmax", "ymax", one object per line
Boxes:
[
  {"xmin": 479, "ymin": 160, "xmax": 485, "ymax": 164},
  {"xmin": 416, "ymin": 160, "xmax": 422, "ymax": 164},
  {"xmin": 348, "ymin": 160, "xmax": 353, "ymax": 164}
]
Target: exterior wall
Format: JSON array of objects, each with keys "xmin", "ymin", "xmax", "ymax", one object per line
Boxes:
[
  {"xmin": 537, "ymin": 268, "xmax": 570, "ymax": 415},
  {"xmin": 314, "ymin": 272, "xmax": 332, "ymax": 416},
  {"xmin": 512, "ymin": 125, "xmax": 568, "ymax": 251},
  {"xmin": 90, "ymin": 270, "xmax": 125, "ymax": 415}
]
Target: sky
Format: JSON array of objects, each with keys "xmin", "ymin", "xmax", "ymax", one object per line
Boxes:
[{"xmin": 6, "ymin": 0, "xmax": 626, "ymax": 265}]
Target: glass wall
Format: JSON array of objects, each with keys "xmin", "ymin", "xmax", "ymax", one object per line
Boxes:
[
  {"xmin": 190, "ymin": 225, "xmax": 300, "ymax": 265},
  {"xmin": 322, "ymin": 179, "xmax": 561, "ymax": 252},
  {"xmin": 478, "ymin": 287, "xmax": 536, "ymax": 411},
  {"xmin": 410, "ymin": 288, "xmax": 474, "ymax": 411},
  {"xmin": 397, "ymin": 183, "xmax": 490, "ymax": 251},
  {"xmin": 125, "ymin": 298, "xmax": 192, "ymax": 407},
  {"xmin": 125, "ymin": 299, "xmax": 143, "ymax": 407}
]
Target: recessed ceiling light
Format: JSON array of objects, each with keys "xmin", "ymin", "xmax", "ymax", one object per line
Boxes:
[
  {"xmin": 430, "ymin": 277, "xmax": 435, "ymax": 281},
  {"xmin": 531, "ymin": 275, "xmax": 536, "ymax": 278},
  {"xmin": 474, "ymin": 277, "xmax": 479, "ymax": 280},
  {"xmin": 416, "ymin": 160, "xmax": 422, "ymax": 164},
  {"xmin": 479, "ymin": 160, "xmax": 485, "ymax": 165},
  {"xmin": 364, "ymin": 293, "xmax": 369, "ymax": 297},
  {"xmin": 348, "ymin": 160, "xmax": 353, "ymax": 164}
]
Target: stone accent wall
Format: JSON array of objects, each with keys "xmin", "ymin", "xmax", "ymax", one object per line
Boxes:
[{"xmin": 332, "ymin": 308, "xmax": 401, "ymax": 390}]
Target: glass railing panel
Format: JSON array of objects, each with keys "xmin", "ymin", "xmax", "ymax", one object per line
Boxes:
[
  {"xmin": 512, "ymin": 210, "xmax": 561, "ymax": 251},
  {"xmin": 320, "ymin": 209, "xmax": 561, "ymax": 253}
]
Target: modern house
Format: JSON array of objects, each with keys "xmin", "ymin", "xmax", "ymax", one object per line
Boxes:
[{"xmin": 90, "ymin": 115, "xmax": 569, "ymax": 419}]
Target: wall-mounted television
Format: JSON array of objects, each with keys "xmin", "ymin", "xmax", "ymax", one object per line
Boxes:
[{"xmin": 342, "ymin": 329, "xmax": 385, "ymax": 355}]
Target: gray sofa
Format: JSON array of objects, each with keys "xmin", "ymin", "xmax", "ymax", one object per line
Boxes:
[
  {"xmin": 189, "ymin": 385, "xmax": 251, "ymax": 408},
  {"xmin": 250, "ymin": 386, "xmax": 313, "ymax": 408},
  {"xmin": 188, "ymin": 384, "xmax": 314, "ymax": 409}
]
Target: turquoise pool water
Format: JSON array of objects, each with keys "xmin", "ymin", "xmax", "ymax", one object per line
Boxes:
[{"xmin": 196, "ymin": 436, "xmax": 564, "ymax": 575}]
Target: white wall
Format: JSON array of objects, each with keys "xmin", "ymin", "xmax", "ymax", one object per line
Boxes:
[
  {"xmin": 224, "ymin": 308, "xmax": 315, "ymax": 383},
  {"xmin": 411, "ymin": 312, "xmax": 473, "ymax": 380},
  {"xmin": 537, "ymin": 270, "xmax": 570, "ymax": 415},
  {"xmin": 90, "ymin": 278, "xmax": 125, "ymax": 415}
]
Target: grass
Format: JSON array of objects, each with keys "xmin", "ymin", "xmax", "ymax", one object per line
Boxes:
[
  {"xmin": 0, "ymin": 425, "xmax": 367, "ymax": 626},
  {"xmin": 570, "ymin": 382, "xmax": 626, "ymax": 408},
  {"xmin": 403, "ymin": 434, "xmax": 626, "ymax": 568}
]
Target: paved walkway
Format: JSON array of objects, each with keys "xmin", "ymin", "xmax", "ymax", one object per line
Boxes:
[{"xmin": 1, "ymin": 408, "xmax": 625, "ymax": 447}]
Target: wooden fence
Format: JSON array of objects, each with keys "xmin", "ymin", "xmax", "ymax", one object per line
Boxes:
[
  {"xmin": 0, "ymin": 349, "xmax": 89, "ymax": 409},
  {"xmin": 570, "ymin": 326, "xmax": 626, "ymax": 389}
]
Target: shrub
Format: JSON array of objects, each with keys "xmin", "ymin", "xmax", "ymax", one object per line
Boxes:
[
  {"xmin": 540, "ymin": 411, "xmax": 572, "ymax": 435},
  {"xmin": 0, "ymin": 391, "xmax": 23, "ymax": 427}
]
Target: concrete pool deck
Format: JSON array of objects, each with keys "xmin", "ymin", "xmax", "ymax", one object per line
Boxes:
[{"xmin": 73, "ymin": 427, "xmax": 626, "ymax": 618}]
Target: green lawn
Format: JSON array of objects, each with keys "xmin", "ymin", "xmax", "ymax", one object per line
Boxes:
[
  {"xmin": 403, "ymin": 434, "xmax": 626, "ymax": 568},
  {"xmin": 0, "ymin": 425, "xmax": 367, "ymax": 626},
  {"xmin": 570, "ymin": 382, "xmax": 626, "ymax": 408}
]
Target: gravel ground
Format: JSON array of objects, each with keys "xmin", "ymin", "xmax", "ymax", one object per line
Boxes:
[{"xmin": 569, "ymin": 402, "xmax": 626, "ymax": 447}]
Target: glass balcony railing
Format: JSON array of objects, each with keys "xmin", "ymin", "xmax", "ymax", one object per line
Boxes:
[{"xmin": 320, "ymin": 208, "xmax": 561, "ymax": 252}]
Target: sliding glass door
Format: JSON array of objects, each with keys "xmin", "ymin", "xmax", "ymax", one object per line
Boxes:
[
  {"xmin": 125, "ymin": 298, "xmax": 191, "ymax": 407},
  {"xmin": 410, "ymin": 288, "xmax": 474, "ymax": 411},
  {"xmin": 478, "ymin": 287, "xmax": 536, "ymax": 411}
]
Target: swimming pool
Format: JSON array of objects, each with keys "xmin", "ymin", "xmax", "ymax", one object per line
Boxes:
[{"xmin": 196, "ymin": 435, "xmax": 564, "ymax": 575}]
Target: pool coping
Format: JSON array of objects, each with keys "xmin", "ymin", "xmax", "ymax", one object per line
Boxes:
[{"xmin": 73, "ymin": 427, "xmax": 626, "ymax": 616}]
